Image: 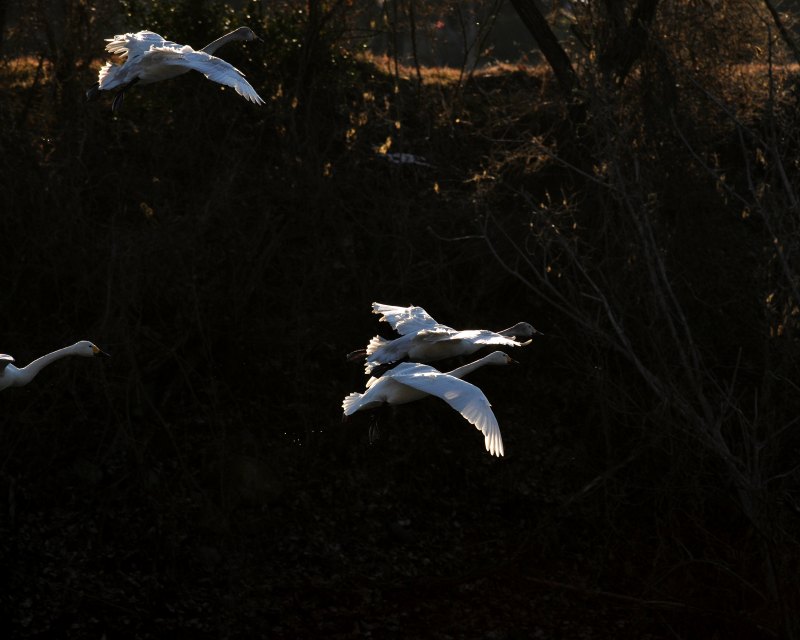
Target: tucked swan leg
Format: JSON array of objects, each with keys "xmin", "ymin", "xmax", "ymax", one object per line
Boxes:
[
  {"xmin": 85, "ymin": 82, "xmax": 101, "ymax": 102},
  {"xmin": 111, "ymin": 78, "xmax": 140, "ymax": 112}
]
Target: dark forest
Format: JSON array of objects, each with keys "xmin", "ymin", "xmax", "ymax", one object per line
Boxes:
[{"xmin": 1, "ymin": 0, "xmax": 800, "ymax": 637}]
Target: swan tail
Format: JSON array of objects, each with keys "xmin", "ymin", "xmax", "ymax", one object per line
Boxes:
[
  {"xmin": 97, "ymin": 62, "xmax": 114, "ymax": 86},
  {"xmin": 365, "ymin": 339, "xmax": 410, "ymax": 374},
  {"xmin": 365, "ymin": 335, "xmax": 389, "ymax": 357},
  {"xmin": 342, "ymin": 392, "xmax": 364, "ymax": 416},
  {"xmin": 371, "ymin": 302, "xmax": 404, "ymax": 316}
]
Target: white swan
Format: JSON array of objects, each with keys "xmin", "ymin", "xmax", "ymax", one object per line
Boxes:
[
  {"xmin": 342, "ymin": 351, "xmax": 515, "ymax": 456},
  {"xmin": 353, "ymin": 302, "xmax": 537, "ymax": 375},
  {"xmin": 86, "ymin": 27, "xmax": 264, "ymax": 110},
  {"xmin": 0, "ymin": 341, "xmax": 109, "ymax": 391}
]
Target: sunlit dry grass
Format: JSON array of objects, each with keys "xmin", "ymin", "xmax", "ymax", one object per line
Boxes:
[
  {"xmin": 0, "ymin": 55, "xmax": 54, "ymax": 89},
  {"xmin": 718, "ymin": 62, "xmax": 800, "ymax": 115},
  {"xmin": 355, "ymin": 51, "xmax": 551, "ymax": 85}
]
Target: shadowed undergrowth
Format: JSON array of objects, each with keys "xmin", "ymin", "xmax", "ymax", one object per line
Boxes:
[{"xmin": 1, "ymin": 1, "xmax": 799, "ymax": 637}]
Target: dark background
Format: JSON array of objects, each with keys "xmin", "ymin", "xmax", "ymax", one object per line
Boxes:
[{"xmin": 1, "ymin": 1, "xmax": 799, "ymax": 637}]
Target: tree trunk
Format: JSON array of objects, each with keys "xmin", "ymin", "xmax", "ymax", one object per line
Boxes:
[
  {"xmin": 509, "ymin": 0, "xmax": 578, "ymax": 97},
  {"xmin": 0, "ymin": 0, "xmax": 7, "ymax": 52},
  {"xmin": 598, "ymin": 0, "xmax": 660, "ymax": 85}
]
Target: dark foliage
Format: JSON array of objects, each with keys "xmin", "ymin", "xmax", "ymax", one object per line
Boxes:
[{"xmin": 0, "ymin": 1, "xmax": 799, "ymax": 637}]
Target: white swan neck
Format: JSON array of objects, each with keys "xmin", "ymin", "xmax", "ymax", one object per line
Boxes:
[
  {"xmin": 15, "ymin": 344, "xmax": 79, "ymax": 386},
  {"xmin": 201, "ymin": 29, "xmax": 246, "ymax": 54},
  {"xmin": 447, "ymin": 354, "xmax": 498, "ymax": 379}
]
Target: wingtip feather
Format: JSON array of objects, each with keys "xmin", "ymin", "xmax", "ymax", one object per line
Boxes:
[
  {"xmin": 342, "ymin": 391, "xmax": 364, "ymax": 416},
  {"xmin": 365, "ymin": 335, "xmax": 388, "ymax": 357}
]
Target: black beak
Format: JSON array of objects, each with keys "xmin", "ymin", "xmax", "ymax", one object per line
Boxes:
[{"xmin": 95, "ymin": 349, "xmax": 111, "ymax": 359}]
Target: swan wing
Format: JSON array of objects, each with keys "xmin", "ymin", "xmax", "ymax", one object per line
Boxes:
[
  {"xmin": 414, "ymin": 326, "xmax": 464, "ymax": 343},
  {"xmin": 391, "ymin": 368, "xmax": 505, "ymax": 456},
  {"xmin": 105, "ymin": 31, "xmax": 169, "ymax": 59},
  {"xmin": 0, "ymin": 354, "xmax": 14, "ymax": 372},
  {"xmin": 372, "ymin": 303, "xmax": 438, "ymax": 335},
  {"xmin": 364, "ymin": 328, "xmax": 451, "ymax": 371},
  {"xmin": 146, "ymin": 46, "xmax": 265, "ymax": 104},
  {"xmin": 446, "ymin": 329, "xmax": 532, "ymax": 347},
  {"xmin": 365, "ymin": 327, "xmax": 469, "ymax": 372},
  {"xmin": 0, "ymin": 355, "xmax": 15, "ymax": 390}
]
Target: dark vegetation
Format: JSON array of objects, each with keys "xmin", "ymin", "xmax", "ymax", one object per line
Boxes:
[{"xmin": 1, "ymin": 0, "xmax": 800, "ymax": 637}]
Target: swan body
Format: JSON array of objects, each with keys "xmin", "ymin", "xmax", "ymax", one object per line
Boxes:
[
  {"xmin": 342, "ymin": 351, "xmax": 515, "ymax": 456},
  {"xmin": 357, "ymin": 302, "xmax": 537, "ymax": 374},
  {"xmin": 0, "ymin": 341, "xmax": 109, "ymax": 391},
  {"xmin": 87, "ymin": 27, "xmax": 264, "ymax": 110}
]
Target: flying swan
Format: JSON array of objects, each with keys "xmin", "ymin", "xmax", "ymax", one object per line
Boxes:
[
  {"xmin": 350, "ymin": 302, "xmax": 538, "ymax": 375},
  {"xmin": 0, "ymin": 341, "xmax": 109, "ymax": 391},
  {"xmin": 342, "ymin": 350, "xmax": 515, "ymax": 457},
  {"xmin": 86, "ymin": 27, "xmax": 264, "ymax": 110}
]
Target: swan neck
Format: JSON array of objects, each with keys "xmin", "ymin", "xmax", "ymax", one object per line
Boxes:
[
  {"xmin": 16, "ymin": 345, "xmax": 78, "ymax": 386},
  {"xmin": 448, "ymin": 354, "xmax": 496, "ymax": 380},
  {"xmin": 201, "ymin": 30, "xmax": 245, "ymax": 54}
]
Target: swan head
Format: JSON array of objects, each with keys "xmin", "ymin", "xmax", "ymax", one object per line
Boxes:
[
  {"xmin": 75, "ymin": 341, "xmax": 110, "ymax": 358},
  {"xmin": 501, "ymin": 322, "xmax": 540, "ymax": 340},
  {"xmin": 231, "ymin": 26, "xmax": 259, "ymax": 42},
  {"xmin": 484, "ymin": 351, "xmax": 518, "ymax": 366}
]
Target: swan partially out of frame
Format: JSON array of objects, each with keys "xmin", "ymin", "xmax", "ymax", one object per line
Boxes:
[
  {"xmin": 86, "ymin": 27, "xmax": 264, "ymax": 111},
  {"xmin": 0, "ymin": 341, "xmax": 109, "ymax": 391},
  {"xmin": 350, "ymin": 302, "xmax": 537, "ymax": 375},
  {"xmin": 342, "ymin": 351, "xmax": 515, "ymax": 457}
]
